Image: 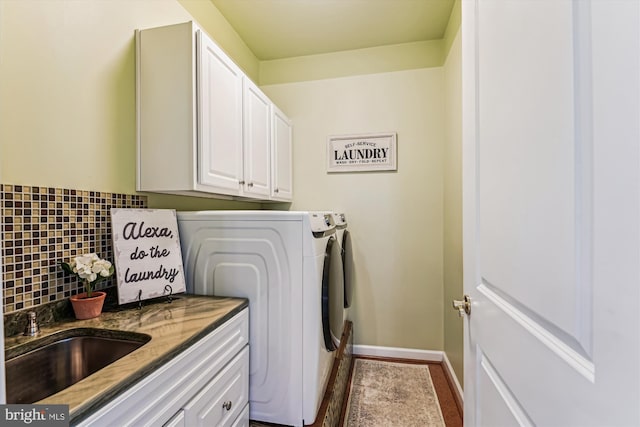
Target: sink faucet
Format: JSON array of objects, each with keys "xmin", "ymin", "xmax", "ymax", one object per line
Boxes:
[{"xmin": 23, "ymin": 311, "xmax": 39, "ymax": 336}]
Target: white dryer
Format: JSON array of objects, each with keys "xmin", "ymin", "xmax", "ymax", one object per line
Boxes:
[
  {"xmin": 331, "ymin": 213, "xmax": 354, "ymax": 318},
  {"xmin": 177, "ymin": 211, "xmax": 344, "ymax": 426}
]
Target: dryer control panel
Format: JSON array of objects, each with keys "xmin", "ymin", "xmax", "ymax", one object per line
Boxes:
[
  {"xmin": 331, "ymin": 212, "xmax": 347, "ymax": 228},
  {"xmin": 309, "ymin": 212, "xmax": 335, "ymax": 235}
]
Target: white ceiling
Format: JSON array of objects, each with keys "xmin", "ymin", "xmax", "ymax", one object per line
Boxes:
[{"xmin": 209, "ymin": 0, "xmax": 455, "ymax": 60}]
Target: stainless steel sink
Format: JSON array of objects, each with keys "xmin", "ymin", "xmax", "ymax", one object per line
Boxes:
[{"xmin": 5, "ymin": 328, "xmax": 151, "ymax": 404}]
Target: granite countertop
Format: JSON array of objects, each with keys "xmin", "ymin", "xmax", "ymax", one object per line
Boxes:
[{"xmin": 4, "ymin": 294, "xmax": 248, "ymax": 423}]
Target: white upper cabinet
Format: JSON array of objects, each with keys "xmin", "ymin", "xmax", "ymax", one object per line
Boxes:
[
  {"xmin": 271, "ymin": 105, "xmax": 293, "ymax": 201},
  {"xmin": 136, "ymin": 21, "xmax": 293, "ymax": 202},
  {"xmin": 242, "ymin": 79, "xmax": 271, "ymax": 198},
  {"xmin": 197, "ymin": 30, "xmax": 244, "ymax": 194}
]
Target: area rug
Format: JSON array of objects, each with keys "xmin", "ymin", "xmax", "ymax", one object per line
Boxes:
[{"xmin": 344, "ymin": 359, "xmax": 445, "ymax": 427}]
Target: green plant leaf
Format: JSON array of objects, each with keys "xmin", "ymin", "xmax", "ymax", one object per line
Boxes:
[{"xmin": 60, "ymin": 262, "xmax": 74, "ymax": 274}]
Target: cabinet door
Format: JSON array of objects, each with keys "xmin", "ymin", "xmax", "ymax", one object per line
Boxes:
[
  {"xmin": 271, "ymin": 105, "xmax": 293, "ymax": 201},
  {"xmin": 242, "ymin": 79, "xmax": 271, "ymax": 198},
  {"xmin": 197, "ymin": 30, "xmax": 243, "ymax": 194},
  {"xmin": 183, "ymin": 346, "xmax": 249, "ymax": 427},
  {"xmin": 163, "ymin": 410, "xmax": 186, "ymax": 427},
  {"xmin": 231, "ymin": 404, "xmax": 249, "ymax": 427}
]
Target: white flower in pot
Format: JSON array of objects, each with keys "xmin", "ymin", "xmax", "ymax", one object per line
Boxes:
[
  {"xmin": 61, "ymin": 253, "xmax": 114, "ymax": 298},
  {"xmin": 60, "ymin": 253, "xmax": 115, "ymax": 319}
]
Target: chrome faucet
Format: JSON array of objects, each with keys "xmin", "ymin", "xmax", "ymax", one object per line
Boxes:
[{"xmin": 23, "ymin": 311, "xmax": 39, "ymax": 336}]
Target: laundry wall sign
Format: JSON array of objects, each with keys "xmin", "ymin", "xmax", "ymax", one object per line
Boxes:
[
  {"xmin": 327, "ymin": 132, "xmax": 397, "ymax": 172},
  {"xmin": 110, "ymin": 208, "xmax": 186, "ymax": 304}
]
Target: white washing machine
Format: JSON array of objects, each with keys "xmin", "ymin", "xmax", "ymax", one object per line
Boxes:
[
  {"xmin": 331, "ymin": 213, "xmax": 354, "ymax": 319},
  {"xmin": 177, "ymin": 211, "xmax": 344, "ymax": 426}
]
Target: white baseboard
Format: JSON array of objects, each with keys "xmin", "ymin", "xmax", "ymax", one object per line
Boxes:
[{"xmin": 352, "ymin": 345, "xmax": 443, "ymax": 362}]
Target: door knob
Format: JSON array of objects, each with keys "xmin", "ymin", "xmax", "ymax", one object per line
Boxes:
[{"xmin": 452, "ymin": 295, "xmax": 471, "ymax": 316}]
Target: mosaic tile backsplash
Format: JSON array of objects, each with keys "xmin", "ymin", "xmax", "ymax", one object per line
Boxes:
[{"xmin": 1, "ymin": 184, "xmax": 147, "ymax": 314}]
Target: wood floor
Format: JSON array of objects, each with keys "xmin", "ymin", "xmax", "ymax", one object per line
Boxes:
[{"xmin": 427, "ymin": 362, "xmax": 464, "ymax": 427}]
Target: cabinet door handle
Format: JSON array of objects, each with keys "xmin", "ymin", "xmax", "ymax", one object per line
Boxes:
[
  {"xmin": 274, "ymin": 188, "xmax": 279, "ymax": 193},
  {"xmin": 239, "ymin": 180, "xmax": 245, "ymax": 185},
  {"xmin": 222, "ymin": 401, "xmax": 232, "ymax": 411},
  {"xmin": 247, "ymin": 182, "xmax": 253, "ymax": 188}
]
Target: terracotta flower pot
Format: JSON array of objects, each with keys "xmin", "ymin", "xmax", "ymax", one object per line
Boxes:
[{"xmin": 70, "ymin": 291, "xmax": 106, "ymax": 320}]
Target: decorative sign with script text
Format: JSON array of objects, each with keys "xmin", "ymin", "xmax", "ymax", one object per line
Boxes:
[
  {"xmin": 327, "ymin": 132, "xmax": 397, "ymax": 172},
  {"xmin": 110, "ymin": 208, "xmax": 186, "ymax": 304}
]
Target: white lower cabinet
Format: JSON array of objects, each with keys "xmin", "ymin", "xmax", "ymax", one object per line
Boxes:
[
  {"xmin": 162, "ymin": 410, "xmax": 185, "ymax": 427},
  {"xmin": 77, "ymin": 309, "xmax": 249, "ymax": 427},
  {"xmin": 182, "ymin": 347, "xmax": 249, "ymax": 426},
  {"xmin": 231, "ymin": 405, "xmax": 250, "ymax": 427},
  {"xmin": 162, "ymin": 348, "xmax": 249, "ymax": 427}
]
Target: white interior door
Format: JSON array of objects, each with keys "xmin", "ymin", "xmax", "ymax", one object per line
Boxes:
[{"xmin": 462, "ymin": 1, "xmax": 640, "ymax": 426}]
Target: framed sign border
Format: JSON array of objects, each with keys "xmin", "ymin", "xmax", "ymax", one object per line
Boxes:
[{"xmin": 327, "ymin": 132, "xmax": 397, "ymax": 173}]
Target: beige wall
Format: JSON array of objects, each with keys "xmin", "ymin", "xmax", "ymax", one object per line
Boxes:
[
  {"xmin": 177, "ymin": 0, "xmax": 259, "ymax": 82},
  {"xmin": 262, "ymin": 69, "xmax": 445, "ymax": 350},
  {"xmin": 443, "ymin": 27, "xmax": 464, "ymax": 383},
  {"xmin": 0, "ymin": 0, "xmax": 258, "ymax": 210},
  {"xmin": 259, "ymin": 40, "xmax": 444, "ymax": 85},
  {"xmin": 0, "ymin": 0, "xmax": 170, "ymax": 193}
]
